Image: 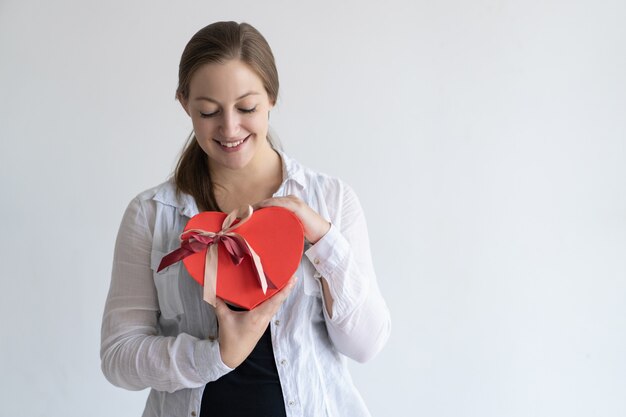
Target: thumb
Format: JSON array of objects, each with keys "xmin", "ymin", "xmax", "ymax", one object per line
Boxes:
[
  {"xmin": 214, "ymin": 297, "xmax": 230, "ymax": 318},
  {"xmin": 255, "ymin": 275, "xmax": 298, "ymax": 315}
]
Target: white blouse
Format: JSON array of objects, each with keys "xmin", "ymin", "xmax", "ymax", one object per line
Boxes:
[{"xmin": 100, "ymin": 151, "xmax": 391, "ymax": 417}]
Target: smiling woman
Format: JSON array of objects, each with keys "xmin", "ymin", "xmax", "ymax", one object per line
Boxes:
[
  {"xmin": 100, "ymin": 21, "xmax": 391, "ymax": 417},
  {"xmin": 179, "ymin": 60, "xmax": 278, "ymax": 185}
]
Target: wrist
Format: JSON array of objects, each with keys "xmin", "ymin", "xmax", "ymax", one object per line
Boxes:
[
  {"xmin": 218, "ymin": 342, "xmax": 239, "ymax": 369},
  {"xmin": 308, "ymin": 221, "xmax": 331, "ymax": 244}
]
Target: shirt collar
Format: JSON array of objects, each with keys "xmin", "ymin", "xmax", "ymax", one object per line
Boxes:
[
  {"xmin": 153, "ymin": 148, "xmax": 306, "ymax": 217},
  {"xmin": 276, "ymin": 148, "xmax": 307, "ymax": 190}
]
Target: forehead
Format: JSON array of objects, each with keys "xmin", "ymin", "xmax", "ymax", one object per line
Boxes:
[{"xmin": 188, "ymin": 60, "xmax": 266, "ymax": 101}]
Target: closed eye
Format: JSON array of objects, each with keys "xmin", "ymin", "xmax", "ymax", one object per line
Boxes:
[
  {"xmin": 200, "ymin": 106, "xmax": 257, "ymax": 118},
  {"xmin": 238, "ymin": 106, "xmax": 257, "ymax": 114},
  {"xmin": 200, "ymin": 111, "xmax": 218, "ymax": 118}
]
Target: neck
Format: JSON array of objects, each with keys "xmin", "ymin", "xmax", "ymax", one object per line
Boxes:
[{"xmin": 210, "ymin": 140, "xmax": 283, "ymax": 210}]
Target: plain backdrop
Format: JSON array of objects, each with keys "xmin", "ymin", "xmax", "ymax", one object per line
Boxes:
[{"xmin": 1, "ymin": 0, "xmax": 625, "ymax": 416}]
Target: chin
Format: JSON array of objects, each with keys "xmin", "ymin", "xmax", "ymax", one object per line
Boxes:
[
  {"xmin": 201, "ymin": 134, "xmax": 268, "ymax": 170},
  {"xmin": 213, "ymin": 147, "xmax": 257, "ymax": 170}
]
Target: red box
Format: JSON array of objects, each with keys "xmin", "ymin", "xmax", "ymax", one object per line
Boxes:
[{"xmin": 180, "ymin": 207, "xmax": 304, "ymax": 310}]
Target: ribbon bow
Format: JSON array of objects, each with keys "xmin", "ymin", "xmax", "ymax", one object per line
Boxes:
[{"xmin": 157, "ymin": 206, "xmax": 274, "ymax": 307}]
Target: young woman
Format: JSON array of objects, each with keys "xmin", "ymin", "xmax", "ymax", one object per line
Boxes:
[{"xmin": 101, "ymin": 21, "xmax": 391, "ymax": 417}]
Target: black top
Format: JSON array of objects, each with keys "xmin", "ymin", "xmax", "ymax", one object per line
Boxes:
[{"xmin": 200, "ymin": 322, "xmax": 286, "ymax": 417}]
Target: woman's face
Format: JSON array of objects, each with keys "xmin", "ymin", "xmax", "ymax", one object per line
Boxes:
[{"xmin": 180, "ymin": 59, "xmax": 274, "ymax": 172}]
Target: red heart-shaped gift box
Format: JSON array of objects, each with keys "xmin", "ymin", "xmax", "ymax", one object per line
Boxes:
[{"xmin": 182, "ymin": 207, "xmax": 304, "ymax": 310}]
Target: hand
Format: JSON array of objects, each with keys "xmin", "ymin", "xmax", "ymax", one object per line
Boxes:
[
  {"xmin": 254, "ymin": 196, "xmax": 331, "ymax": 244},
  {"xmin": 215, "ymin": 275, "xmax": 297, "ymax": 369}
]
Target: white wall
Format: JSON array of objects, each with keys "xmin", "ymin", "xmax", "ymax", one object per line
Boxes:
[{"xmin": 1, "ymin": 0, "xmax": 625, "ymax": 416}]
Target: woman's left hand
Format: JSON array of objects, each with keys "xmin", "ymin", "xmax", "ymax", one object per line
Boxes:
[
  {"xmin": 256, "ymin": 196, "xmax": 335, "ymax": 317},
  {"xmin": 253, "ymin": 195, "xmax": 330, "ymax": 244}
]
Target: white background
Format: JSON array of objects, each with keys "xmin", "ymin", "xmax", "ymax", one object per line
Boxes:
[{"xmin": 1, "ymin": 0, "xmax": 625, "ymax": 416}]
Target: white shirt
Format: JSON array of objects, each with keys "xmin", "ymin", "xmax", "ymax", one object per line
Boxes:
[{"xmin": 100, "ymin": 151, "xmax": 391, "ymax": 417}]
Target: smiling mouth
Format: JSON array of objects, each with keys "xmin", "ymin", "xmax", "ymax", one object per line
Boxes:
[{"xmin": 214, "ymin": 135, "xmax": 250, "ymax": 149}]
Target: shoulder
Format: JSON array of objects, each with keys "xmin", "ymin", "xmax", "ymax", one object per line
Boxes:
[
  {"xmin": 281, "ymin": 151, "xmax": 355, "ymax": 200},
  {"xmin": 119, "ymin": 179, "xmax": 197, "ymax": 242},
  {"xmin": 128, "ymin": 179, "xmax": 198, "ymax": 218},
  {"xmin": 280, "ymin": 151, "xmax": 361, "ymax": 218},
  {"xmin": 119, "ymin": 179, "xmax": 197, "ymax": 238},
  {"xmin": 132, "ymin": 180, "xmax": 174, "ymax": 204}
]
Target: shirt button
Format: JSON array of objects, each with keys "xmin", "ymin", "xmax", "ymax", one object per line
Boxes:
[
  {"xmin": 280, "ymin": 359, "xmax": 287, "ymax": 365},
  {"xmin": 288, "ymin": 400, "xmax": 295, "ymax": 407},
  {"xmin": 274, "ymin": 319, "xmax": 280, "ymax": 326},
  {"xmin": 313, "ymin": 258, "xmax": 320, "ymax": 265}
]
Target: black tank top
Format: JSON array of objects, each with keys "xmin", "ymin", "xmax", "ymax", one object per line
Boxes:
[{"xmin": 200, "ymin": 322, "xmax": 286, "ymax": 417}]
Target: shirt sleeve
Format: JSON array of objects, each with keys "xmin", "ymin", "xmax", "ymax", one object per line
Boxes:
[
  {"xmin": 304, "ymin": 180, "xmax": 391, "ymax": 363},
  {"xmin": 100, "ymin": 196, "xmax": 233, "ymax": 393}
]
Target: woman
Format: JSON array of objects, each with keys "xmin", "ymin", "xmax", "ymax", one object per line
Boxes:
[{"xmin": 101, "ymin": 21, "xmax": 391, "ymax": 417}]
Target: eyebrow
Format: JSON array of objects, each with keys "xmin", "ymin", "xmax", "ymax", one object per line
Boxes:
[{"xmin": 194, "ymin": 91, "xmax": 260, "ymax": 103}]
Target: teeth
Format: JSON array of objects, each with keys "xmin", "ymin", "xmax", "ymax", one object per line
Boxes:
[{"xmin": 220, "ymin": 138, "xmax": 245, "ymax": 148}]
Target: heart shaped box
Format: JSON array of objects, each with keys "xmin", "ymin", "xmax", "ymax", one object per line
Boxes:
[{"xmin": 182, "ymin": 207, "xmax": 304, "ymax": 310}]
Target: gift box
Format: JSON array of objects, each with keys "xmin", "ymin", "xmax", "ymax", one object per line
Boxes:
[{"xmin": 159, "ymin": 206, "xmax": 304, "ymax": 310}]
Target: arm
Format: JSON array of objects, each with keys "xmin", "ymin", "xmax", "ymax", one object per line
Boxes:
[
  {"xmin": 255, "ymin": 183, "xmax": 391, "ymax": 363},
  {"xmin": 100, "ymin": 197, "xmax": 232, "ymax": 393},
  {"xmin": 304, "ymin": 183, "xmax": 391, "ymax": 363}
]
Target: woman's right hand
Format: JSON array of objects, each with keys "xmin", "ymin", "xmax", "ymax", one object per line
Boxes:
[{"xmin": 215, "ymin": 275, "xmax": 297, "ymax": 369}]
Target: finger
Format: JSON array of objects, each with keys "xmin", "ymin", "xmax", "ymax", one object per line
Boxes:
[
  {"xmin": 254, "ymin": 197, "xmax": 297, "ymax": 211},
  {"xmin": 271, "ymin": 276, "xmax": 297, "ymax": 303},
  {"xmin": 255, "ymin": 276, "xmax": 298, "ymax": 315},
  {"xmin": 251, "ymin": 199, "xmax": 268, "ymax": 210},
  {"xmin": 214, "ymin": 298, "xmax": 231, "ymax": 319},
  {"xmin": 279, "ymin": 275, "xmax": 298, "ymax": 295},
  {"xmin": 253, "ymin": 198, "xmax": 280, "ymax": 210}
]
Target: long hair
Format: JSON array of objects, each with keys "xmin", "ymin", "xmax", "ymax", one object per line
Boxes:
[{"xmin": 174, "ymin": 21, "xmax": 279, "ymax": 211}]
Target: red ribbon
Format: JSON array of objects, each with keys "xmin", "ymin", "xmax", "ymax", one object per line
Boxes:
[{"xmin": 157, "ymin": 206, "xmax": 274, "ymax": 307}]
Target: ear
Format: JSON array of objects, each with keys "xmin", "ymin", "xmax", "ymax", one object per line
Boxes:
[{"xmin": 177, "ymin": 93, "xmax": 191, "ymax": 117}]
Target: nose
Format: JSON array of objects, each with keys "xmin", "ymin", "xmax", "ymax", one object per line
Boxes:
[{"xmin": 219, "ymin": 110, "xmax": 240, "ymax": 139}]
